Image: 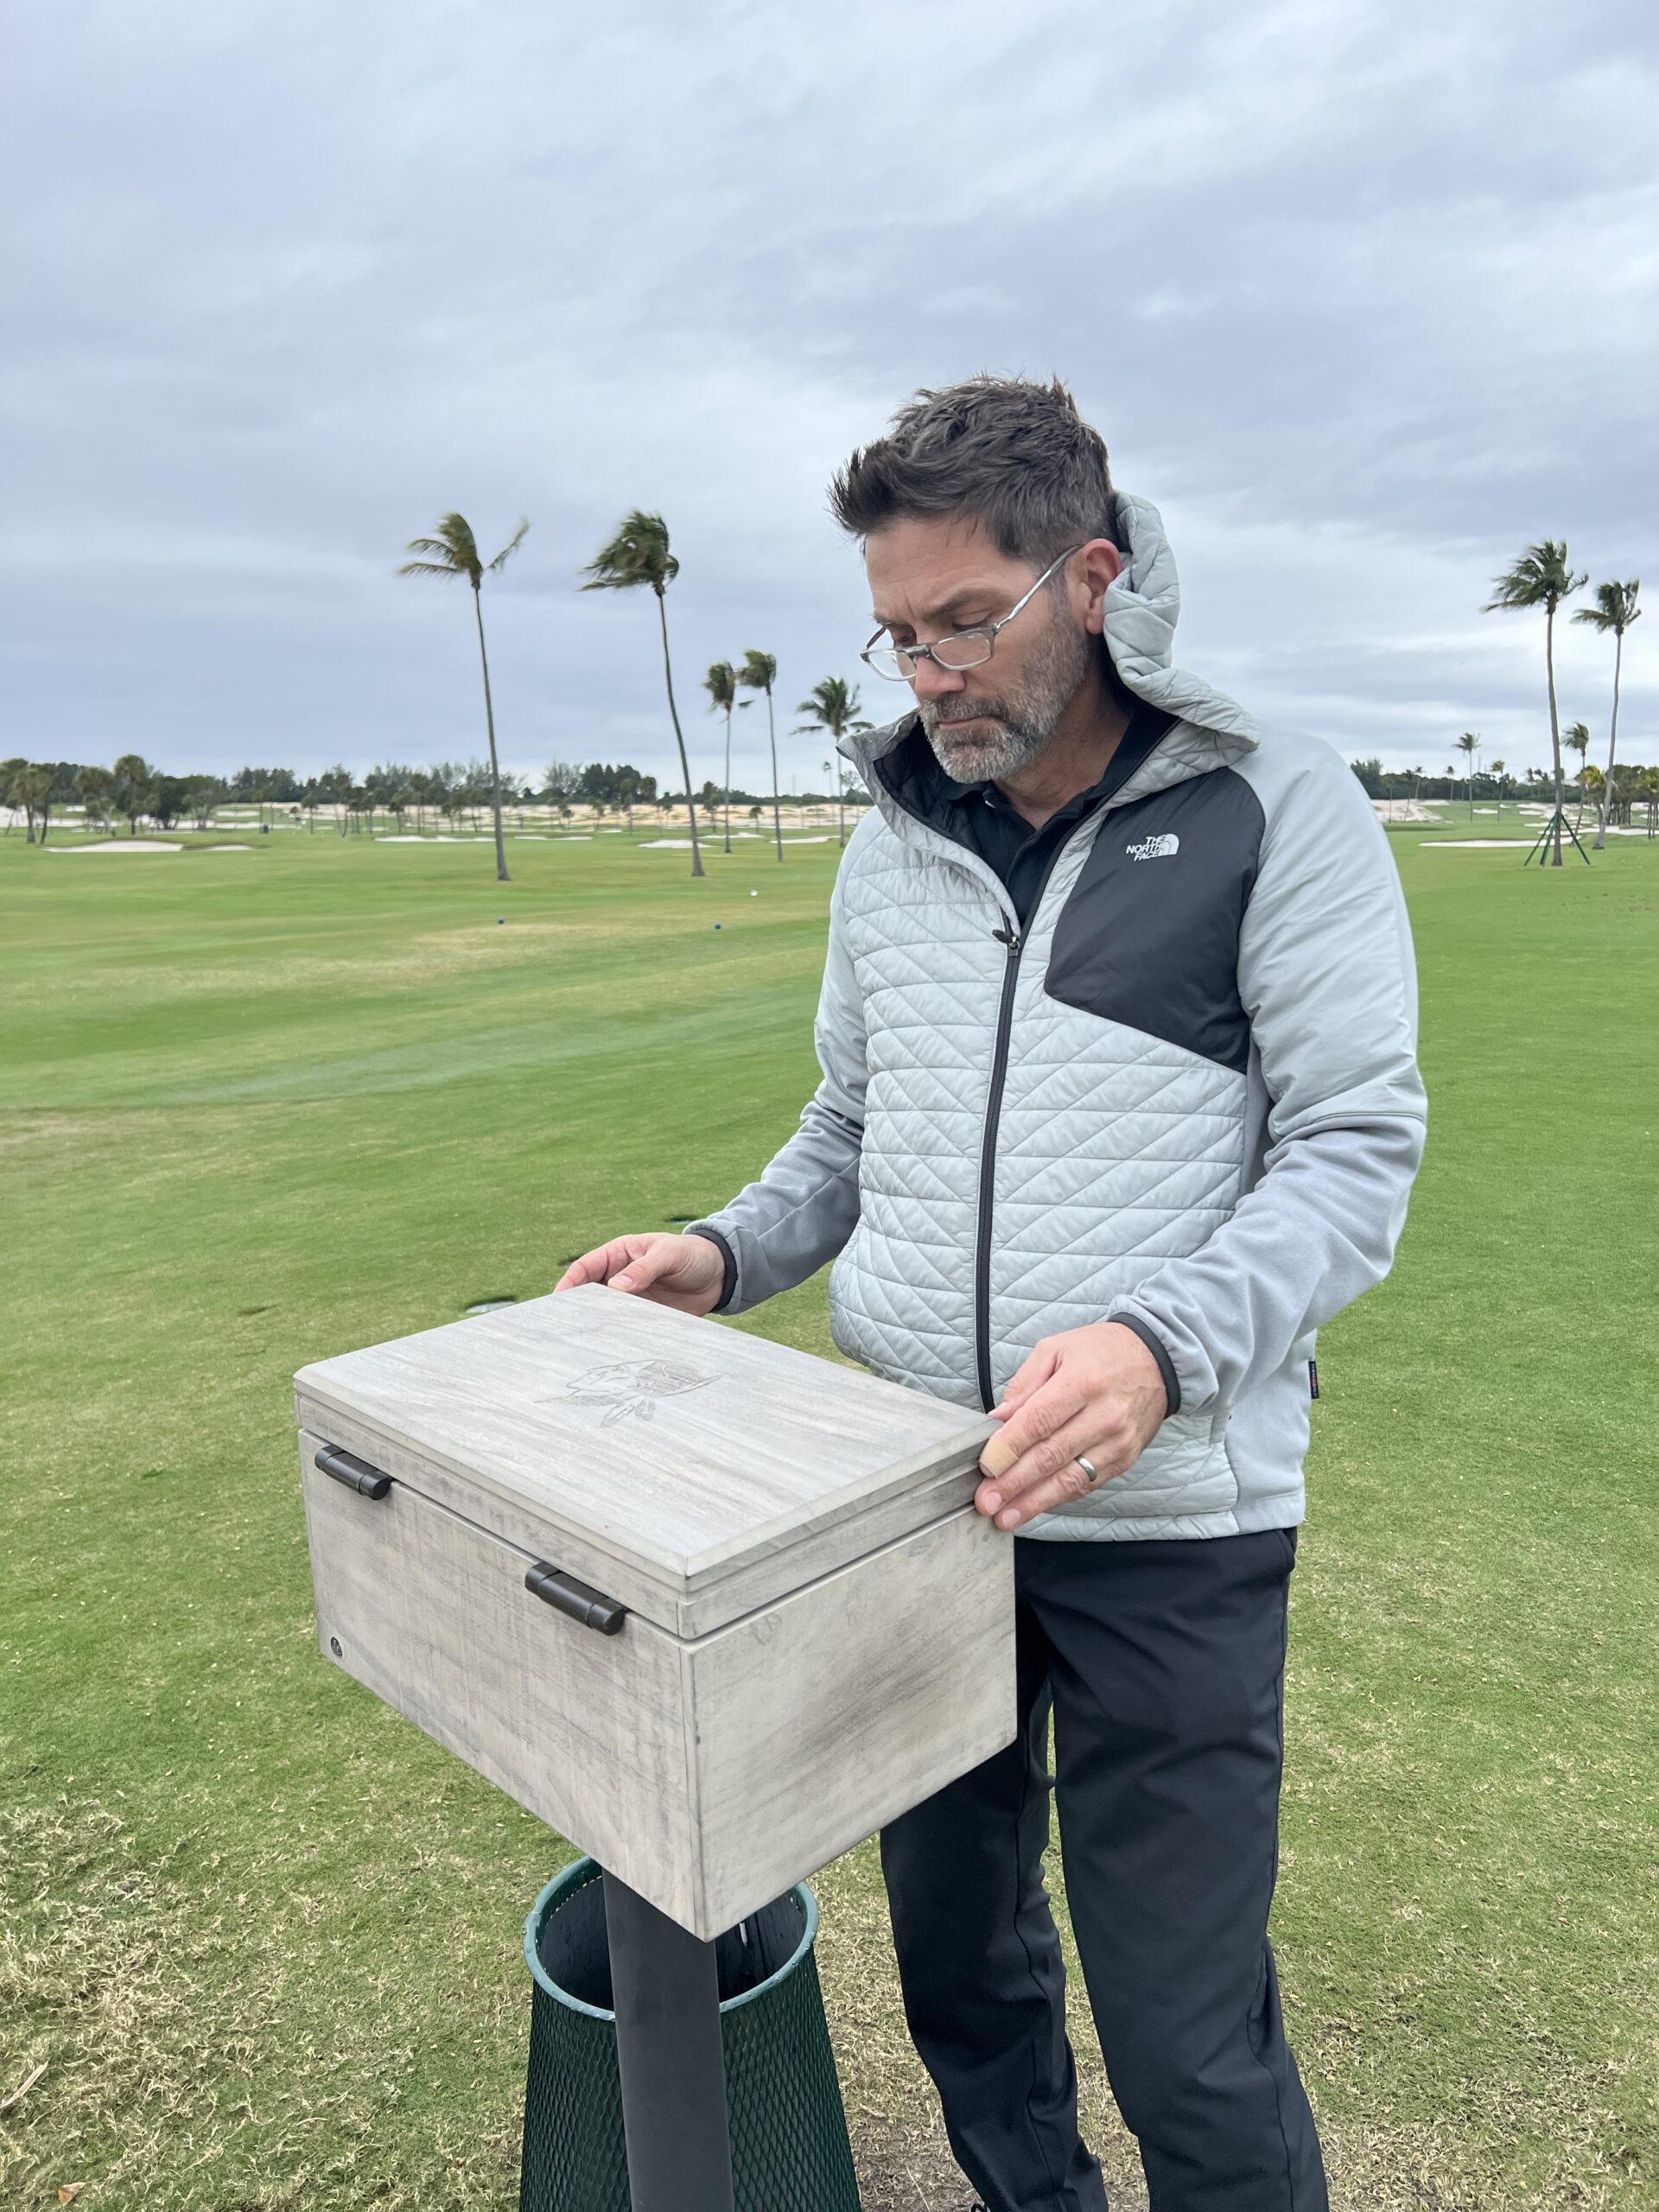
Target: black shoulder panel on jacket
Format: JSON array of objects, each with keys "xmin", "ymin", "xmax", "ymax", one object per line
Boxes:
[{"xmin": 1042, "ymin": 766, "xmax": 1265, "ymax": 1072}]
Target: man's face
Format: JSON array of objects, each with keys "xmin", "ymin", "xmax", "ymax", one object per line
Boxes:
[{"xmin": 863, "ymin": 515, "xmax": 1101, "ymax": 784}]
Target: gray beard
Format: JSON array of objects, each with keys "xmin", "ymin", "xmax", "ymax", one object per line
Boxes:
[{"xmin": 918, "ymin": 598, "xmax": 1095, "ymax": 785}]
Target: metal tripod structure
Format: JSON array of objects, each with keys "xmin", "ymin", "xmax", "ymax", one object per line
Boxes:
[{"xmin": 1522, "ymin": 807, "xmax": 1592, "ymax": 868}]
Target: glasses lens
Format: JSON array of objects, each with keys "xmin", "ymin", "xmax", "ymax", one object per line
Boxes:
[
  {"xmin": 862, "ymin": 645, "xmax": 912, "ymax": 680},
  {"xmin": 931, "ymin": 630, "xmax": 995, "ymax": 670}
]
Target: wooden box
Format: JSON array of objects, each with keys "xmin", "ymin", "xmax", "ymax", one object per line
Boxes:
[{"xmin": 295, "ymin": 1285, "xmax": 1014, "ymax": 1938}]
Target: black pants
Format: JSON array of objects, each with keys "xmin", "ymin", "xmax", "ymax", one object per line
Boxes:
[{"xmin": 879, "ymin": 1529, "xmax": 1327, "ymax": 2212}]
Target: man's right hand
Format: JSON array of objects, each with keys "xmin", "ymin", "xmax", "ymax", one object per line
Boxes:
[{"xmin": 552, "ymin": 1232, "xmax": 727, "ymax": 1317}]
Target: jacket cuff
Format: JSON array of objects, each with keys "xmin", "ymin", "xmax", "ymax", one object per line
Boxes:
[
  {"xmin": 1107, "ymin": 1313, "xmax": 1180, "ymax": 1417},
  {"xmin": 683, "ymin": 1225, "xmax": 738, "ymax": 1313}
]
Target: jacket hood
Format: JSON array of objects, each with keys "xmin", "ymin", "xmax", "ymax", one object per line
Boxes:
[{"xmin": 837, "ymin": 491, "xmax": 1259, "ymax": 794}]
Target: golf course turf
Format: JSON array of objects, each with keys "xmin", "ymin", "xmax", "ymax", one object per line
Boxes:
[{"xmin": 2, "ymin": 821, "xmax": 1654, "ymax": 2209}]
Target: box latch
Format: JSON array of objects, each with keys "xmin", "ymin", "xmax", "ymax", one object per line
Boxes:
[{"xmin": 525, "ymin": 1561, "xmax": 627, "ymax": 1637}]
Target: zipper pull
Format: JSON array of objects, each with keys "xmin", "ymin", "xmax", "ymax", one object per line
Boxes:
[{"xmin": 991, "ymin": 925, "xmax": 1020, "ymax": 953}]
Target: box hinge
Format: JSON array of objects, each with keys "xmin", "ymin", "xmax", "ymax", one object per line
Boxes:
[
  {"xmin": 525, "ymin": 1561, "xmax": 628, "ymax": 1637},
  {"xmin": 315, "ymin": 1443, "xmax": 391, "ymax": 1499}
]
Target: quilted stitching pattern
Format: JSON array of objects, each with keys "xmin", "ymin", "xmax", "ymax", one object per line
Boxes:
[{"xmin": 824, "ymin": 772, "xmax": 1249, "ymax": 1534}]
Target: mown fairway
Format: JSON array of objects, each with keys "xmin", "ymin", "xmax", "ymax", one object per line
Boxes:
[{"xmin": 2, "ymin": 823, "xmax": 1655, "ymax": 2210}]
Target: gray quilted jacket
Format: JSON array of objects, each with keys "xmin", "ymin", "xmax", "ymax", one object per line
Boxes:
[{"xmin": 687, "ymin": 493, "xmax": 1427, "ymax": 1541}]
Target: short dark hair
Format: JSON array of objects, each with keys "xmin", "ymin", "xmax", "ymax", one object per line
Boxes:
[{"xmin": 828, "ymin": 373, "xmax": 1122, "ymax": 564}]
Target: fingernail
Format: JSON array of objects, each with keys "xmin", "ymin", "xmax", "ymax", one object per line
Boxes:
[
  {"xmin": 614, "ymin": 1273, "xmax": 634, "ymax": 1287},
  {"xmin": 980, "ymin": 1488, "xmax": 1001, "ymax": 1511},
  {"xmin": 997, "ymin": 1508, "xmax": 1020, "ymax": 1529}
]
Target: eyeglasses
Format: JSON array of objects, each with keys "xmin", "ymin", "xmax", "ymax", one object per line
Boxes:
[{"xmin": 859, "ymin": 544, "xmax": 1084, "ymax": 682}]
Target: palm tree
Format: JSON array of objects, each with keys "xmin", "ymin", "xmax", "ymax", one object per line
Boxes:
[
  {"xmin": 582, "ymin": 511, "xmax": 703, "ymax": 877},
  {"xmin": 794, "ymin": 677, "xmax": 872, "ymax": 849},
  {"xmin": 397, "ymin": 512, "xmax": 528, "ymax": 883},
  {"xmin": 1488, "ymin": 760, "xmax": 1506, "ymax": 818},
  {"xmin": 111, "ymin": 753, "xmax": 152, "ymax": 836},
  {"xmin": 1455, "ymin": 732, "xmax": 1479, "ymax": 819},
  {"xmin": 1638, "ymin": 765, "xmax": 1659, "ymax": 840},
  {"xmin": 737, "ymin": 651, "xmax": 785, "ymax": 862},
  {"xmin": 702, "ymin": 660, "xmax": 739, "ymax": 855},
  {"xmin": 1484, "ymin": 541, "xmax": 1586, "ymax": 865},
  {"xmin": 1573, "ymin": 579, "xmax": 1642, "ymax": 852},
  {"xmin": 1564, "ymin": 721, "xmax": 1592, "ymax": 825},
  {"xmin": 14, "ymin": 763, "xmax": 54, "ymax": 843},
  {"xmin": 74, "ymin": 764, "xmax": 114, "ymax": 833}
]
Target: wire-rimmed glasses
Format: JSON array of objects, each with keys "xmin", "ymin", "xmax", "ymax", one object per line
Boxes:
[{"xmin": 859, "ymin": 544, "xmax": 1084, "ymax": 682}]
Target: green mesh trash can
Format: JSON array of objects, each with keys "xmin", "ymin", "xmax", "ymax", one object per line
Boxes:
[{"xmin": 520, "ymin": 1857, "xmax": 861, "ymax": 2212}]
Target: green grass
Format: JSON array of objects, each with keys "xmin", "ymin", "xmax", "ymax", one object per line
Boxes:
[{"xmin": 2, "ymin": 825, "xmax": 1655, "ymax": 2211}]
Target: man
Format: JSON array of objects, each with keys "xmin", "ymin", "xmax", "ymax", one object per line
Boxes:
[{"xmin": 555, "ymin": 374, "xmax": 1427, "ymax": 2212}]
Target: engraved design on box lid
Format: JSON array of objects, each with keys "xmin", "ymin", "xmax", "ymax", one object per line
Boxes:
[{"xmin": 556, "ymin": 1357, "xmax": 713, "ymax": 1427}]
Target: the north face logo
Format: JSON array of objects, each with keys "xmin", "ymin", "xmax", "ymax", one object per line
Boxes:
[{"xmin": 1125, "ymin": 831, "xmax": 1179, "ymax": 862}]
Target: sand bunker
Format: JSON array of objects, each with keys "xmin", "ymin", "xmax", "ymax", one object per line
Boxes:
[
  {"xmin": 639, "ymin": 835, "xmax": 836, "ymax": 849},
  {"xmin": 52, "ymin": 839, "xmax": 183, "ymax": 853}
]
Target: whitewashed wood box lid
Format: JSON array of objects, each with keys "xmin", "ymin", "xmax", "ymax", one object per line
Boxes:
[
  {"xmin": 295, "ymin": 1285, "xmax": 1014, "ymax": 1936},
  {"xmin": 294, "ymin": 1282, "xmax": 996, "ymax": 1639}
]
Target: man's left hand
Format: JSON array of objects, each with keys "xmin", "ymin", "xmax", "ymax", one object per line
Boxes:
[{"xmin": 976, "ymin": 1322, "xmax": 1169, "ymax": 1530}]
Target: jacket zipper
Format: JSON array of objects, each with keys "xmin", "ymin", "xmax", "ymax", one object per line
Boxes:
[
  {"xmin": 972, "ymin": 836, "xmax": 1080, "ymax": 1412},
  {"xmin": 868, "ymin": 737, "xmax": 1133, "ymax": 1413}
]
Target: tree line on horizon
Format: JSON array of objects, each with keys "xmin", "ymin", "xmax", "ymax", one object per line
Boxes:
[
  {"xmin": 17, "ymin": 743, "xmax": 1654, "ymax": 850},
  {"xmin": 0, "ymin": 752, "xmax": 871, "ymax": 846},
  {"xmin": 1350, "ymin": 752, "xmax": 1659, "ymax": 829}
]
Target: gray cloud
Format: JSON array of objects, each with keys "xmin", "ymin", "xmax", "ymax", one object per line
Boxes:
[{"xmin": 4, "ymin": 0, "xmax": 1656, "ymax": 785}]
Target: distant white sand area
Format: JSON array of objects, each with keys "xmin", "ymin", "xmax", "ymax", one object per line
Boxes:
[
  {"xmin": 1425, "ymin": 824, "xmax": 1649, "ymax": 849},
  {"xmin": 50, "ymin": 839, "xmax": 184, "ymax": 853},
  {"xmin": 639, "ymin": 835, "xmax": 836, "ymax": 849},
  {"xmin": 48, "ymin": 839, "xmax": 255, "ymax": 853}
]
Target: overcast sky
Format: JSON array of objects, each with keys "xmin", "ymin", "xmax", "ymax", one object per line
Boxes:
[{"xmin": 6, "ymin": 0, "xmax": 1656, "ymax": 791}]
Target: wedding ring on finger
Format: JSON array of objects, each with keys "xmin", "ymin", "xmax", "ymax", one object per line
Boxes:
[{"xmin": 1076, "ymin": 1453, "xmax": 1099, "ymax": 1484}]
